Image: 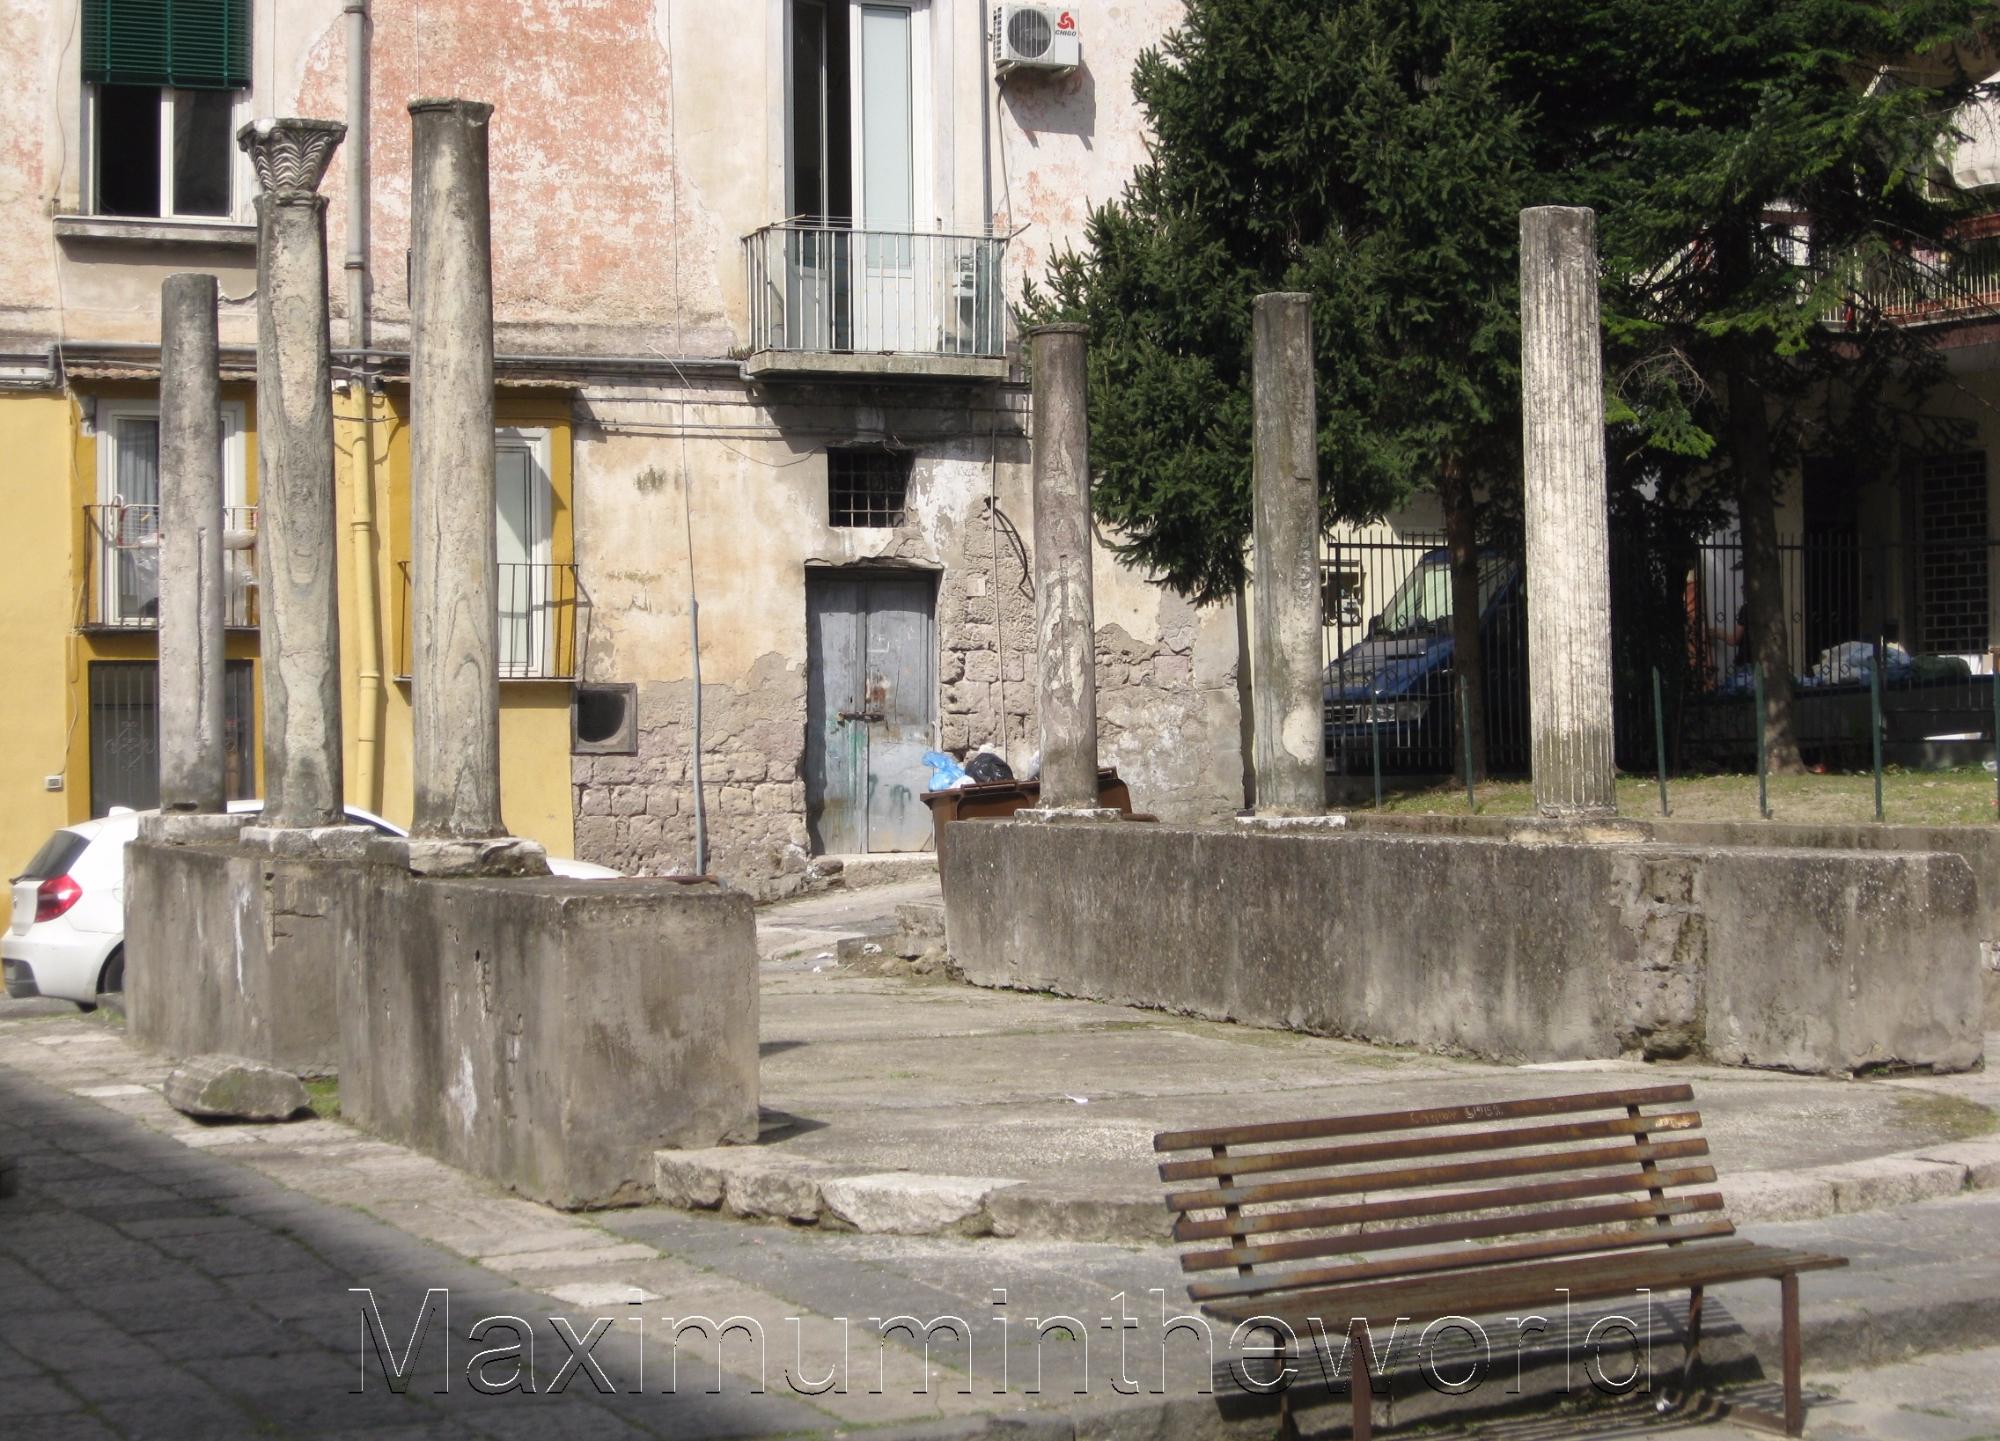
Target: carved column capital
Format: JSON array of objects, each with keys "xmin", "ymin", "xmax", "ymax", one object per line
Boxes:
[{"xmin": 236, "ymin": 118, "xmax": 347, "ymax": 197}]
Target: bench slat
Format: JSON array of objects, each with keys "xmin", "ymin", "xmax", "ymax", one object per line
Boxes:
[
  {"xmin": 1202, "ymin": 1240, "xmax": 1847, "ymax": 1328},
  {"xmin": 1154, "ymin": 1084, "xmax": 1696, "ymax": 1153},
  {"xmin": 1182, "ymin": 1191, "xmax": 1725, "ymax": 1275},
  {"xmin": 1188, "ymin": 1218, "xmax": 1743, "ymax": 1302},
  {"xmin": 1171, "ymin": 1164, "xmax": 1720, "ymax": 1243},
  {"xmin": 1166, "ymin": 1136, "xmax": 1711, "ymax": 1213},
  {"xmin": 1159, "ymin": 1111, "xmax": 1703, "ymax": 1184}
]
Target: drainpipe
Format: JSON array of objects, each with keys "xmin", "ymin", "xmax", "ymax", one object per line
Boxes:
[{"xmin": 344, "ymin": 0, "xmax": 384, "ymax": 810}]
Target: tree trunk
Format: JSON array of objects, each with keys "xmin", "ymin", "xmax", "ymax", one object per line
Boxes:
[
  {"xmin": 1442, "ymin": 463, "xmax": 1488, "ymax": 783},
  {"xmin": 1726, "ymin": 368, "xmax": 1803, "ymax": 773}
]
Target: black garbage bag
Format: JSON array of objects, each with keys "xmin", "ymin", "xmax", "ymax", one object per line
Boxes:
[{"xmin": 964, "ymin": 750, "xmax": 1014, "ymax": 784}]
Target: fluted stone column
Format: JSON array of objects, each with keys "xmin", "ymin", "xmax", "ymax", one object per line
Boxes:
[
  {"xmin": 1249, "ymin": 292, "xmax": 1325, "ymax": 815},
  {"xmin": 157, "ymin": 274, "xmax": 227, "ymax": 815},
  {"xmin": 240, "ymin": 118, "xmax": 347, "ymax": 829},
  {"xmin": 1520, "ymin": 206, "xmax": 1616, "ymax": 818},
  {"xmin": 1026, "ymin": 323, "xmax": 1106, "ymax": 814}
]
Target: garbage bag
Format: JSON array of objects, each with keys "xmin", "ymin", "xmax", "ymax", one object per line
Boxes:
[
  {"xmin": 923, "ymin": 750, "xmax": 968, "ymax": 791},
  {"xmin": 965, "ymin": 748, "xmax": 1014, "ymax": 783}
]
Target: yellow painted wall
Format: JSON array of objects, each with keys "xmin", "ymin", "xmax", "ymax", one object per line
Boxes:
[
  {"xmin": 334, "ymin": 386, "xmax": 575, "ymax": 857},
  {"xmin": 0, "ymin": 395, "xmax": 86, "ymax": 870}
]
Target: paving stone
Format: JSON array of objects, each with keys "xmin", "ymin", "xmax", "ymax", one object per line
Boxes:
[{"xmin": 1824, "ymin": 1157, "xmax": 1967, "ymax": 1212}]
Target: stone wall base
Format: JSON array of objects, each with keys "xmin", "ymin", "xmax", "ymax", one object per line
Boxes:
[
  {"xmin": 939, "ymin": 821, "xmax": 1982, "ymax": 1075},
  {"xmin": 126, "ymin": 840, "xmax": 759, "ymax": 1207}
]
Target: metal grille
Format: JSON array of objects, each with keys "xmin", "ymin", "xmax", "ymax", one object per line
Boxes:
[
  {"xmin": 1919, "ymin": 452, "xmax": 1990, "ymax": 654},
  {"xmin": 828, "ymin": 448, "xmax": 910, "ymax": 528},
  {"xmin": 87, "ymin": 659, "xmax": 255, "ymax": 815}
]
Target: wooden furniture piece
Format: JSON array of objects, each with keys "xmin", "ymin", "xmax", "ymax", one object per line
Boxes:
[{"xmin": 1155, "ymin": 1084, "xmax": 1845, "ymax": 1438}]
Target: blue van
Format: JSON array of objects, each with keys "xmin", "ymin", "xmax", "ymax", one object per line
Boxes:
[{"xmin": 1322, "ymin": 548, "xmax": 1526, "ymax": 775}]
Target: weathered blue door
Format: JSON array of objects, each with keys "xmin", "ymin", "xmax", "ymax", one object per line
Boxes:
[{"xmin": 805, "ymin": 572, "xmax": 936, "ymax": 853}]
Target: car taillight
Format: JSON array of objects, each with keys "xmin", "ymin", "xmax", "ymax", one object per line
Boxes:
[{"xmin": 34, "ymin": 875, "xmax": 81, "ymax": 922}]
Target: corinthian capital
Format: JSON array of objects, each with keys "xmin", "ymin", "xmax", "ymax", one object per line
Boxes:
[{"xmin": 236, "ymin": 118, "xmax": 347, "ymax": 197}]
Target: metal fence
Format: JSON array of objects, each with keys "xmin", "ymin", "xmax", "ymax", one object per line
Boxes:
[
  {"xmin": 395, "ymin": 562, "xmax": 589, "ymax": 681},
  {"xmin": 83, "ymin": 504, "xmax": 259, "ymax": 629},
  {"xmin": 1323, "ymin": 532, "xmax": 2000, "ymax": 777},
  {"xmin": 743, "ymin": 222, "xmax": 1006, "ymax": 359}
]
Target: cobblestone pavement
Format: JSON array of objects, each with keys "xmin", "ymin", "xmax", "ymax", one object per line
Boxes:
[{"xmin": 0, "ymin": 1069, "xmax": 819, "ymax": 1439}]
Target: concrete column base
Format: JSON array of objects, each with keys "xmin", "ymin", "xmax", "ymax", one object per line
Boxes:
[
  {"xmin": 239, "ymin": 824, "xmax": 378, "ymax": 861},
  {"xmin": 392, "ymin": 835, "xmax": 551, "ymax": 877},
  {"xmin": 139, "ymin": 813, "xmax": 251, "ymax": 845},
  {"xmin": 1237, "ymin": 813, "xmax": 1350, "ymax": 832},
  {"xmin": 1015, "ymin": 807, "xmax": 1125, "ymax": 824}
]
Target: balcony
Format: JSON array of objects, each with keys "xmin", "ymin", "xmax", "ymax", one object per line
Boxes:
[
  {"xmin": 1821, "ymin": 228, "xmax": 2000, "ymax": 330},
  {"xmin": 396, "ymin": 562, "xmax": 588, "ymax": 682},
  {"xmin": 742, "ymin": 222, "xmax": 1008, "ymax": 380},
  {"xmin": 83, "ymin": 504, "xmax": 259, "ymax": 629}
]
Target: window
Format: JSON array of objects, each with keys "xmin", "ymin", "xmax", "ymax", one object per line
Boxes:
[
  {"xmin": 495, "ymin": 429, "xmax": 557, "ymax": 676},
  {"xmin": 93, "ymin": 397, "xmax": 249, "ymax": 627},
  {"xmin": 828, "ymin": 447, "xmax": 911, "ymax": 527},
  {"xmin": 88, "ymin": 659, "xmax": 255, "ymax": 815},
  {"xmin": 83, "ymin": 0, "xmax": 251, "ymax": 219}
]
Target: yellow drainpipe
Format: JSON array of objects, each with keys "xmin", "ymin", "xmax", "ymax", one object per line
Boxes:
[{"xmin": 349, "ymin": 386, "xmax": 383, "ymax": 812}]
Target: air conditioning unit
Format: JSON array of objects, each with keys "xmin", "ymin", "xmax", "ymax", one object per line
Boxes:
[{"xmin": 993, "ymin": 4, "xmax": 1080, "ymax": 75}]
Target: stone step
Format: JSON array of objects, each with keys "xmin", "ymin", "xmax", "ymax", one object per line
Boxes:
[{"xmin": 826, "ymin": 853, "xmax": 939, "ymax": 890}]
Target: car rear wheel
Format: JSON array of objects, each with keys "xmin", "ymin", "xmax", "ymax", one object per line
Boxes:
[{"xmin": 97, "ymin": 947, "xmax": 124, "ymax": 999}]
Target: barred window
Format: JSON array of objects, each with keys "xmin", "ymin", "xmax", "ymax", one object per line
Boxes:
[{"xmin": 828, "ymin": 448, "xmax": 912, "ymax": 528}]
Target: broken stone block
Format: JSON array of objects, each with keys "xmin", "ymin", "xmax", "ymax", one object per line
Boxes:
[{"xmin": 164, "ymin": 1054, "xmax": 309, "ymax": 1122}]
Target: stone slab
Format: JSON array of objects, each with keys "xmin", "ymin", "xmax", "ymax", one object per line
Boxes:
[
  {"xmin": 820, "ymin": 1172, "xmax": 1018, "ymax": 1236},
  {"xmin": 162, "ymin": 1054, "xmax": 307, "ymax": 1121},
  {"xmin": 391, "ymin": 835, "xmax": 551, "ymax": 877}
]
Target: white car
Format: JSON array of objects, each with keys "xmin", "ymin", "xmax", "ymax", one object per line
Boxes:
[{"xmin": 3, "ymin": 802, "xmax": 619, "ymax": 1010}]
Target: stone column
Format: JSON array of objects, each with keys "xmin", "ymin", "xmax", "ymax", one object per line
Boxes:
[
  {"xmin": 1520, "ymin": 206, "xmax": 1616, "ymax": 818},
  {"xmin": 407, "ymin": 99, "xmax": 524, "ymax": 864},
  {"xmin": 1027, "ymin": 323, "xmax": 1105, "ymax": 812},
  {"xmin": 157, "ymin": 274, "xmax": 227, "ymax": 814},
  {"xmin": 240, "ymin": 118, "xmax": 348, "ymax": 829},
  {"xmin": 1249, "ymin": 292, "xmax": 1325, "ymax": 815}
]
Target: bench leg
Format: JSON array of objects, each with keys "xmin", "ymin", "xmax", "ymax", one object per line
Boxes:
[
  {"xmin": 1350, "ymin": 1321, "xmax": 1374, "ymax": 1441},
  {"xmin": 1781, "ymin": 1272, "xmax": 1802, "ymax": 1437},
  {"xmin": 1662, "ymin": 1283, "xmax": 1705, "ymax": 1412}
]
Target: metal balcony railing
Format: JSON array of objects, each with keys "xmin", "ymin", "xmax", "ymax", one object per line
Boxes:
[
  {"xmin": 396, "ymin": 561, "xmax": 587, "ymax": 681},
  {"xmin": 744, "ymin": 222, "xmax": 1007, "ymax": 359},
  {"xmin": 83, "ymin": 504, "xmax": 259, "ymax": 629},
  {"xmin": 1820, "ymin": 231, "xmax": 2000, "ymax": 329}
]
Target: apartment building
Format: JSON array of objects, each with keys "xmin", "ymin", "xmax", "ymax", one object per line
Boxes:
[{"xmin": 0, "ymin": 0, "xmax": 1246, "ymax": 888}]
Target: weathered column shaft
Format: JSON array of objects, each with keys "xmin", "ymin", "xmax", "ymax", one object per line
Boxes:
[
  {"xmin": 242, "ymin": 119, "xmax": 348, "ymax": 828},
  {"xmin": 1250, "ymin": 292, "xmax": 1325, "ymax": 814},
  {"xmin": 157, "ymin": 274, "xmax": 228, "ymax": 813},
  {"xmin": 1028, "ymin": 323, "xmax": 1101, "ymax": 810},
  {"xmin": 1520, "ymin": 205, "xmax": 1616, "ymax": 817},
  {"xmin": 409, "ymin": 99, "xmax": 502, "ymax": 840}
]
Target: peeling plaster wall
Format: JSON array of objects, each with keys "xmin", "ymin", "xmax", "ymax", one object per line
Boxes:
[{"xmin": 568, "ymin": 375, "xmax": 1244, "ymax": 892}]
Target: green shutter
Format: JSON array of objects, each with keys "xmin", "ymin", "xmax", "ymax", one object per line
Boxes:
[{"xmin": 82, "ymin": 0, "xmax": 250, "ymax": 90}]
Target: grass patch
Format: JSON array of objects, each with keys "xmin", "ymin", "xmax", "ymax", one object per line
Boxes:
[
  {"xmin": 302, "ymin": 1076, "xmax": 341, "ymax": 1120},
  {"xmin": 1371, "ymin": 765, "xmax": 2000, "ymax": 827}
]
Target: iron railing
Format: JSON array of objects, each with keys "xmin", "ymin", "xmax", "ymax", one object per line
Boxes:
[
  {"xmin": 396, "ymin": 561, "xmax": 588, "ymax": 681},
  {"xmin": 1821, "ymin": 231, "xmax": 2000, "ymax": 329},
  {"xmin": 83, "ymin": 504, "xmax": 259, "ymax": 629},
  {"xmin": 1322, "ymin": 530, "xmax": 2000, "ymax": 777},
  {"xmin": 743, "ymin": 222, "xmax": 1006, "ymax": 359}
]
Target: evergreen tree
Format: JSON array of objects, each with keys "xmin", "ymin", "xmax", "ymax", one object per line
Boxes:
[
  {"xmin": 1024, "ymin": 0, "xmax": 1533, "ymax": 776},
  {"xmin": 1513, "ymin": 0, "xmax": 1990, "ymax": 770}
]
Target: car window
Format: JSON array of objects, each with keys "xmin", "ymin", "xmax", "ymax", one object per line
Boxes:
[{"xmin": 17, "ymin": 830, "xmax": 89, "ymax": 881}]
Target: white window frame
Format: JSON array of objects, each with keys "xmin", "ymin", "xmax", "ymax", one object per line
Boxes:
[
  {"xmin": 494, "ymin": 427, "xmax": 556, "ymax": 678},
  {"xmin": 94, "ymin": 397, "xmax": 248, "ymax": 627},
  {"xmin": 86, "ymin": 84, "xmax": 254, "ymax": 222},
  {"xmin": 848, "ymin": 0, "xmax": 934, "ymax": 232}
]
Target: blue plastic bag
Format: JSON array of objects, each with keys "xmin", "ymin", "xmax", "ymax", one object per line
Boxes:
[{"xmin": 923, "ymin": 750, "xmax": 968, "ymax": 791}]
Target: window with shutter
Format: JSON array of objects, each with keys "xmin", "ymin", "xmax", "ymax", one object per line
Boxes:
[
  {"xmin": 82, "ymin": 0, "xmax": 251, "ymax": 91},
  {"xmin": 82, "ymin": 0, "xmax": 249, "ymax": 220}
]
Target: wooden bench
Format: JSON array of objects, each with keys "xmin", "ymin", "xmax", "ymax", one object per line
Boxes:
[{"xmin": 1155, "ymin": 1084, "xmax": 1844, "ymax": 1438}]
